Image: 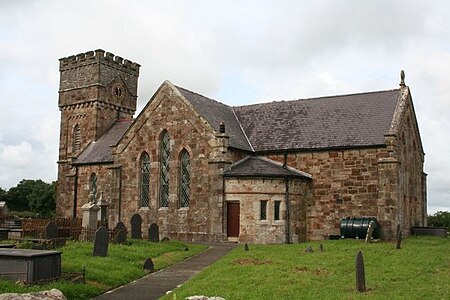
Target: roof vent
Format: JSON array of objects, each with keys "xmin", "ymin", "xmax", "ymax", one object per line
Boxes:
[{"xmin": 219, "ymin": 121, "xmax": 225, "ymax": 133}]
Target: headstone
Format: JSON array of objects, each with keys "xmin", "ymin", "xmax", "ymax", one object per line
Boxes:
[
  {"xmin": 81, "ymin": 202, "xmax": 100, "ymax": 230},
  {"xmin": 161, "ymin": 237, "xmax": 170, "ymax": 242},
  {"xmin": 143, "ymin": 257, "xmax": 154, "ymax": 272},
  {"xmin": 130, "ymin": 214, "xmax": 142, "ymax": 239},
  {"xmin": 244, "ymin": 243, "xmax": 249, "ymax": 251},
  {"xmin": 113, "ymin": 222, "xmax": 127, "ymax": 244},
  {"xmin": 319, "ymin": 244, "xmax": 324, "ymax": 252},
  {"xmin": 355, "ymin": 251, "xmax": 366, "ymax": 292},
  {"xmin": 365, "ymin": 221, "xmax": 375, "ymax": 244},
  {"xmin": 148, "ymin": 223, "xmax": 159, "ymax": 242},
  {"xmin": 396, "ymin": 224, "xmax": 402, "ymax": 250},
  {"xmin": 305, "ymin": 245, "xmax": 313, "ymax": 253},
  {"xmin": 44, "ymin": 221, "xmax": 59, "ymax": 239},
  {"xmin": 93, "ymin": 226, "xmax": 109, "ymax": 257}
]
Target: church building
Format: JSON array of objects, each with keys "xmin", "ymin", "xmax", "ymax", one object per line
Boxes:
[{"xmin": 56, "ymin": 50, "xmax": 427, "ymax": 243}]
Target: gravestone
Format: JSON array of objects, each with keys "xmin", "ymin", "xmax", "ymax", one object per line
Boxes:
[
  {"xmin": 44, "ymin": 221, "xmax": 59, "ymax": 239},
  {"xmin": 396, "ymin": 224, "xmax": 402, "ymax": 250},
  {"xmin": 319, "ymin": 244, "xmax": 324, "ymax": 252},
  {"xmin": 355, "ymin": 251, "xmax": 366, "ymax": 292},
  {"xmin": 143, "ymin": 257, "xmax": 154, "ymax": 272},
  {"xmin": 148, "ymin": 223, "xmax": 159, "ymax": 242},
  {"xmin": 113, "ymin": 222, "xmax": 127, "ymax": 244},
  {"xmin": 93, "ymin": 226, "xmax": 109, "ymax": 257},
  {"xmin": 161, "ymin": 237, "xmax": 170, "ymax": 243},
  {"xmin": 365, "ymin": 221, "xmax": 375, "ymax": 244},
  {"xmin": 244, "ymin": 244, "xmax": 249, "ymax": 251},
  {"xmin": 130, "ymin": 214, "xmax": 142, "ymax": 239},
  {"xmin": 305, "ymin": 245, "xmax": 313, "ymax": 253}
]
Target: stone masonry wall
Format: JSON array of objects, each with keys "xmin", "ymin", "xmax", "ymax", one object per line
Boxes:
[
  {"xmin": 265, "ymin": 147, "xmax": 391, "ymax": 240},
  {"xmin": 225, "ymin": 178, "xmax": 311, "ymax": 244},
  {"xmin": 113, "ymin": 82, "xmax": 227, "ymax": 242}
]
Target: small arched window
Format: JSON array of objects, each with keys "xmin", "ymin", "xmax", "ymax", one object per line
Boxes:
[
  {"xmin": 179, "ymin": 149, "xmax": 190, "ymax": 208},
  {"xmin": 140, "ymin": 152, "xmax": 150, "ymax": 208},
  {"xmin": 159, "ymin": 131, "xmax": 170, "ymax": 207},
  {"xmin": 89, "ymin": 173, "xmax": 97, "ymax": 201},
  {"xmin": 73, "ymin": 124, "xmax": 81, "ymax": 153}
]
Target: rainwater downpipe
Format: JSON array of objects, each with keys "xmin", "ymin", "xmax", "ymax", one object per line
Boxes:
[
  {"xmin": 118, "ymin": 167, "xmax": 122, "ymax": 222},
  {"xmin": 283, "ymin": 151, "xmax": 292, "ymax": 244},
  {"xmin": 73, "ymin": 166, "xmax": 78, "ymax": 219}
]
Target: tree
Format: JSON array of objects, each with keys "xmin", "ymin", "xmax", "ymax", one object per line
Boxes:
[
  {"xmin": 428, "ymin": 211, "xmax": 450, "ymax": 229},
  {"xmin": 5, "ymin": 179, "xmax": 34, "ymax": 211},
  {"xmin": 0, "ymin": 187, "xmax": 6, "ymax": 202},
  {"xmin": 5, "ymin": 179, "xmax": 56, "ymax": 217},
  {"xmin": 27, "ymin": 180, "xmax": 56, "ymax": 217}
]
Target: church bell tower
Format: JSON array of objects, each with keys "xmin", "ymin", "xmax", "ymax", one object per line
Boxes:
[{"xmin": 56, "ymin": 49, "xmax": 140, "ymax": 217}]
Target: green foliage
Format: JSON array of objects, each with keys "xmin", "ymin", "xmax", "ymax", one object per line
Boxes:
[
  {"xmin": 0, "ymin": 240, "xmax": 207, "ymax": 299},
  {"xmin": 4, "ymin": 179, "xmax": 56, "ymax": 217},
  {"xmin": 428, "ymin": 211, "xmax": 450, "ymax": 228},
  {"xmin": 163, "ymin": 237, "xmax": 450, "ymax": 300},
  {"xmin": 0, "ymin": 187, "xmax": 6, "ymax": 201}
]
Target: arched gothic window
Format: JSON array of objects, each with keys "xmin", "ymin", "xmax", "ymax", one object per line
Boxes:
[
  {"xmin": 89, "ymin": 173, "xmax": 97, "ymax": 201},
  {"xmin": 140, "ymin": 152, "xmax": 150, "ymax": 208},
  {"xmin": 179, "ymin": 149, "xmax": 190, "ymax": 208},
  {"xmin": 73, "ymin": 124, "xmax": 81, "ymax": 153},
  {"xmin": 159, "ymin": 131, "xmax": 170, "ymax": 207}
]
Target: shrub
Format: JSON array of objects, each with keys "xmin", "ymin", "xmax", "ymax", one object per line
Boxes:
[{"xmin": 427, "ymin": 211, "xmax": 450, "ymax": 228}]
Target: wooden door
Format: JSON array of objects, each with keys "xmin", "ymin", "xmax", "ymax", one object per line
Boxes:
[{"xmin": 227, "ymin": 202, "xmax": 240, "ymax": 237}]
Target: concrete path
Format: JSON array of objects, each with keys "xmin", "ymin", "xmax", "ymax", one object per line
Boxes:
[{"xmin": 93, "ymin": 243, "xmax": 236, "ymax": 300}]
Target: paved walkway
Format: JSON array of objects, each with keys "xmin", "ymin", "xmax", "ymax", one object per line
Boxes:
[{"xmin": 93, "ymin": 243, "xmax": 236, "ymax": 300}]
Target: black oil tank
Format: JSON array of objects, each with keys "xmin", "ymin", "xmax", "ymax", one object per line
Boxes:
[{"xmin": 340, "ymin": 217, "xmax": 380, "ymax": 239}]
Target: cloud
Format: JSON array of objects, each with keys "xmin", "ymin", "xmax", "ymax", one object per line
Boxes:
[{"xmin": 0, "ymin": 0, "xmax": 449, "ymax": 212}]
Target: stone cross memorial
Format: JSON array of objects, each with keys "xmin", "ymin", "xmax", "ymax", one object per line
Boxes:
[
  {"xmin": 93, "ymin": 226, "xmax": 109, "ymax": 257},
  {"xmin": 130, "ymin": 214, "xmax": 142, "ymax": 239}
]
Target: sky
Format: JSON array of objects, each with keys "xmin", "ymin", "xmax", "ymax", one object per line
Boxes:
[{"xmin": 0, "ymin": 0, "xmax": 449, "ymax": 214}]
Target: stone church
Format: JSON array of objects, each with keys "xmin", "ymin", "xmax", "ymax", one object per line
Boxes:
[{"xmin": 56, "ymin": 50, "xmax": 426, "ymax": 243}]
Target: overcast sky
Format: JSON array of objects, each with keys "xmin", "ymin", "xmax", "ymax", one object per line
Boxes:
[{"xmin": 0, "ymin": 0, "xmax": 449, "ymax": 214}]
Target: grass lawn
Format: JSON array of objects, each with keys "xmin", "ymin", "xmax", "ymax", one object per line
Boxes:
[
  {"xmin": 0, "ymin": 239, "xmax": 207, "ymax": 299},
  {"xmin": 164, "ymin": 236, "xmax": 450, "ymax": 299}
]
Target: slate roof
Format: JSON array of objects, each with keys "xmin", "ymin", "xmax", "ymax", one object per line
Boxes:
[
  {"xmin": 74, "ymin": 119, "xmax": 133, "ymax": 165},
  {"xmin": 74, "ymin": 84, "xmax": 401, "ymax": 165},
  {"xmin": 224, "ymin": 156, "xmax": 312, "ymax": 179},
  {"xmin": 176, "ymin": 86, "xmax": 253, "ymax": 151},
  {"xmin": 233, "ymin": 89, "xmax": 400, "ymax": 152}
]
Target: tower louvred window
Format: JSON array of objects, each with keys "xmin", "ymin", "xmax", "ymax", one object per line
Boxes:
[{"xmin": 73, "ymin": 124, "xmax": 81, "ymax": 153}]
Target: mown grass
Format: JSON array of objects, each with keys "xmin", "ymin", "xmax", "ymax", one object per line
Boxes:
[
  {"xmin": 164, "ymin": 236, "xmax": 450, "ymax": 300},
  {"xmin": 0, "ymin": 239, "xmax": 207, "ymax": 299}
]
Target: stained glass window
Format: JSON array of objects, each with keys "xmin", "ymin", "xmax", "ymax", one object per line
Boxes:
[
  {"xmin": 179, "ymin": 149, "xmax": 190, "ymax": 208},
  {"xmin": 159, "ymin": 131, "xmax": 170, "ymax": 207},
  {"xmin": 89, "ymin": 173, "xmax": 97, "ymax": 200},
  {"xmin": 140, "ymin": 152, "xmax": 150, "ymax": 208}
]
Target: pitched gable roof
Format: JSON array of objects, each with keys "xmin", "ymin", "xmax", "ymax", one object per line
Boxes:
[
  {"xmin": 176, "ymin": 86, "xmax": 253, "ymax": 151},
  {"xmin": 234, "ymin": 89, "xmax": 400, "ymax": 152},
  {"xmin": 74, "ymin": 119, "xmax": 133, "ymax": 165},
  {"xmin": 224, "ymin": 156, "xmax": 312, "ymax": 179}
]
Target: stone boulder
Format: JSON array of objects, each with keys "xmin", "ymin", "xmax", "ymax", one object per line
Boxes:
[{"xmin": 0, "ymin": 289, "xmax": 66, "ymax": 300}]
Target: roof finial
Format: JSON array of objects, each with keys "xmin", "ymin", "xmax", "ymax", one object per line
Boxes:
[{"xmin": 399, "ymin": 70, "xmax": 405, "ymax": 87}]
